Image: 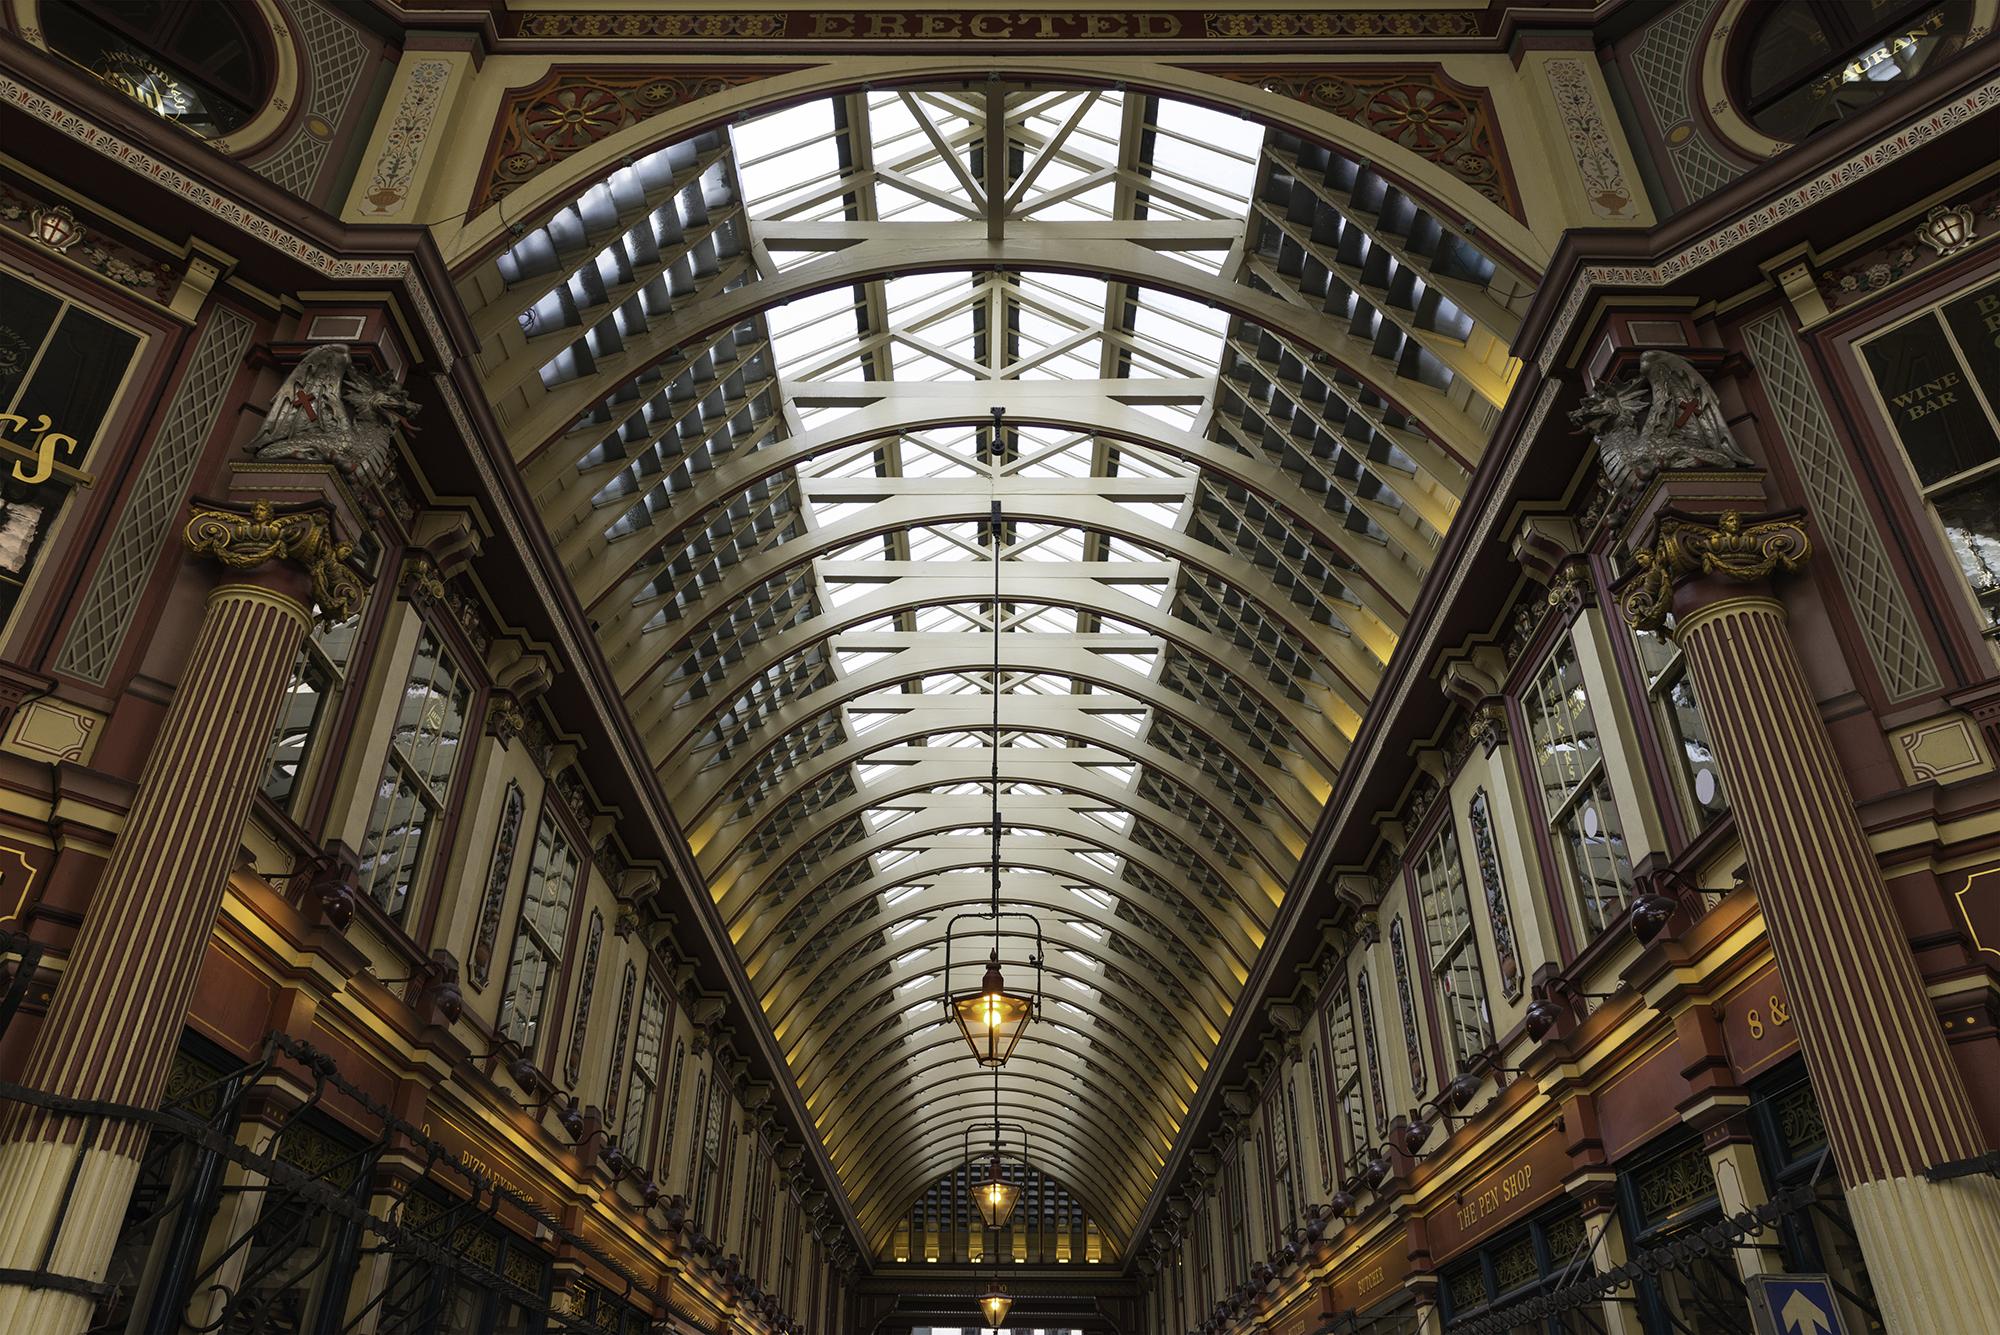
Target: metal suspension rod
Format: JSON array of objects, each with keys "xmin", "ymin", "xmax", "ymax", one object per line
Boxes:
[{"xmin": 989, "ymin": 406, "xmax": 1005, "ymax": 934}]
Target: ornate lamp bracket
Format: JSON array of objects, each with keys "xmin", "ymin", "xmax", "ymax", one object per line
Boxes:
[{"xmin": 1620, "ymin": 510, "xmax": 1811, "ymax": 633}]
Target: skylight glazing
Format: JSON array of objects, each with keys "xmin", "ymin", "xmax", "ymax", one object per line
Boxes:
[{"xmin": 470, "ymin": 77, "xmax": 1526, "ymax": 1253}]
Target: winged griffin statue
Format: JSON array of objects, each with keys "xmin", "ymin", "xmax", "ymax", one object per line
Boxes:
[
  {"xmin": 1569, "ymin": 349, "xmax": 1753, "ymax": 502},
  {"xmin": 245, "ymin": 344, "xmax": 418, "ymax": 484}
]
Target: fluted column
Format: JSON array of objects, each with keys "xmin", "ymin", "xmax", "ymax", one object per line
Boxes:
[
  {"xmin": 0, "ymin": 499, "xmax": 365, "ymax": 1335},
  {"xmin": 1622, "ymin": 506, "xmax": 2000, "ymax": 1334}
]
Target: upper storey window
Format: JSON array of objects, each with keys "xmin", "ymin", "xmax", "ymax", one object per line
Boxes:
[
  {"xmin": 1525, "ymin": 634, "xmax": 1634, "ymax": 940},
  {"xmin": 1735, "ymin": 0, "xmax": 1978, "ymax": 141},
  {"xmin": 42, "ymin": 0, "xmax": 268, "ymax": 138}
]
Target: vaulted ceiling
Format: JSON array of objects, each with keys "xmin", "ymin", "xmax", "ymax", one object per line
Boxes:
[{"xmin": 458, "ymin": 83, "xmax": 1528, "ymax": 1258}]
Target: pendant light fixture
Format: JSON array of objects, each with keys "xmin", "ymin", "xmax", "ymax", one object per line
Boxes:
[
  {"xmin": 966, "ymin": 1072, "xmax": 1026, "ymax": 1229},
  {"xmin": 945, "ymin": 408, "xmax": 1041, "ymax": 1066},
  {"xmin": 978, "ymin": 1283, "xmax": 1013, "ymax": 1328}
]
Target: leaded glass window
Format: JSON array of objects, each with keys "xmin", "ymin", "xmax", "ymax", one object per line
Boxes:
[
  {"xmin": 1631, "ymin": 619, "xmax": 1730, "ymax": 829},
  {"xmin": 1413, "ymin": 822, "xmax": 1493, "ymax": 1071},
  {"xmin": 263, "ymin": 616, "xmax": 361, "ymax": 810},
  {"xmin": 495, "ymin": 808, "xmax": 583, "ymax": 1053},
  {"xmin": 1525, "ymin": 634, "xmax": 1634, "ymax": 938},
  {"xmin": 357, "ymin": 627, "xmax": 470, "ymax": 921},
  {"xmin": 623, "ymin": 976, "xmax": 667, "ymax": 1164},
  {"xmin": 1329, "ymin": 980, "xmax": 1367, "ymax": 1168}
]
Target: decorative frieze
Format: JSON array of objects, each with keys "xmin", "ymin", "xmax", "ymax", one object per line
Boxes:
[
  {"xmin": 563, "ymin": 909, "xmax": 606, "ymax": 1088},
  {"xmin": 1388, "ymin": 916, "xmax": 1426, "ymax": 1098},
  {"xmin": 1466, "ymin": 788, "xmax": 1524, "ymax": 1003},
  {"xmin": 469, "ymin": 780, "xmax": 526, "ymax": 989}
]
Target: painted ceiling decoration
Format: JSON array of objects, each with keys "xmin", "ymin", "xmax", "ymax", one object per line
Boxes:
[{"xmin": 459, "ymin": 80, "xmax": 1528, "ymax": 1258}]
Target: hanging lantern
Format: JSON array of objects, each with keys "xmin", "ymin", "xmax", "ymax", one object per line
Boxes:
[
  {"xmin": 963, "ymin": 1111, "xmax": 1030, "ymax": 1229},
  {"xmin": 945, "ymin": 482, "xmax": 1043, "ymax": 1065},
  {"xmin": 979, "ymin": 1283, "xmax": 1012, "ymax": 1327},
  {"xmin": 973, "ymin": 1155, "xmax": 1021, "ymax": 1228},
  {"xmin": 30, "ymin": 205, "xmax": 83, "ymax": 253},
  {"xmin": 950, "ymin": 950, "xmax": 1034, "ymax": 1066}
]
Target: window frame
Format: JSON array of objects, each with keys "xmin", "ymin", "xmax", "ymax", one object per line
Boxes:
[
  {"xmin": 621, "ymin": 971, "xmax": 669, "ymax": 1170},
  {"xmin": 1409, "ymin": 816, "xmax": 1495, "ymax": 1075},
  {"xmin": 493, "ymin": 799, "xmax": 587, "ymax": 1062},
  {"xmin": 1847, "ymin": 272, "xmax": 2000, "ymax": 654},
  {"xmin": 354, "ymin": 617, "xmax": 478, "ymax": 926},
  {"xmin": 1520, "ymin": 627, "xmax": 1638, "ymax": 945}
]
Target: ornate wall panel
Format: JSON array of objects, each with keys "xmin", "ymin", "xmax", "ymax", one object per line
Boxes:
[
  {"xmin": 471, "ymin": 66, "xmax": 802, "ymax": 213},
  {"xmin": 53, "ymin": 308, "xmax": 254, "ymax": 685},
  {"xmin": 249, "ymin": 0, "xmax": 371, "ymax": 200},
  {"xmin": 1623, "ymin": 0, "xmax": 1748, "ymax": 204},
  {"xmin": 360, "ymin": 58, "xmax": 453, "ymax": 216},
  {"xmin": 1199, "ymin": 64, "xmax": 1522, "ymax": 218},
  {"xmin": 1740, "ymin": 311, "xmax": 1942, "ymax": 702}
]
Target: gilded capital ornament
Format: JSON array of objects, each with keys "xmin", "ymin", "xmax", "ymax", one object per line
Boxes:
[
  {"xmin": 184, "ymin": 501, "xmax": 367, "ymax": 624},
  {"xmin": 1620, "ymin": 510, "xmax": 1811, "ymax": 632}
]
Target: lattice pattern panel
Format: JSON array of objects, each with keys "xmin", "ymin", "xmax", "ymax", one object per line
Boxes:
[
  {"xmin": 1147, "ymin": 714, "xmax": 1276, "ymax": 823},
  {"xmin": 1626, "ymin": 0, "xmax": 1747, "ymax": 203},
  {"xmin": 56, "ymin": 309, "xmax": 256, "ymax": 684},
  {"xmin": 1741, "ymin": 313, "xmax": 1940, "ymax": 700},
  {"xmin": 251, "ymin": 0, "xmax": 368, "ymax": 199}
]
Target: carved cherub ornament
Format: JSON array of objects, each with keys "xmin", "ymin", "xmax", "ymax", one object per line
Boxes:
[
  {"xmin": 1570, "ymin": 349, "xmax": 1754, "ymax": 502},
  {"xmin": 246, "ymin": 344, "xmax": 418, "ymax": 484}
]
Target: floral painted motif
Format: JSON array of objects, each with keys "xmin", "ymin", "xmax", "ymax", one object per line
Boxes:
[
  {"xmin": 1543, "ymin": 57, "xmax": 1634, "ymax": 219},
  {"xmin": 474, "ymin": 66, "xmax": 800, "ymax": 213},
  {"xmin": 362, "ymin": 59, "xmax": 450, "ymax": 216},
  {"xmin": 1467, "ymin": 788, "xmax": 1525, "ymax": 1002},
  {"xmin": 602, "ymin": 962, "xmax": 636, "ymax": 1129},
  {"xmin": 563, "ymin": 908, "xmax": 605, "ymax": 1088},
  {"xmin": 469, "ymin": 780, "xmax": 525, "ymax": 989},
  {"xmin": 1355, "ymin": 966, "xmax": 1389, "ymax": 1139},
  {"xmin": 1201, "ymin": 64, "xmax": 1521, "ymax": 219},
  {"xmin": 1389, "ymin": 915, "xmax": 1427, "ymax": 1098}
]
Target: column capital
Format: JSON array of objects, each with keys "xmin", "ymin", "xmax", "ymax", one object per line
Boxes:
[
  {"xmin": 1620, "ymin": 510, "xmax": 1811, "ymax": 632},
  {"xmin": 184, "ymin": 499, "xmax": 369, "ymax": 624}
]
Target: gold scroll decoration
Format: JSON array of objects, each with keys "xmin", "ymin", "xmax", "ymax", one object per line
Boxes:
[
  {"xmin": 183, "ymin": 501, "xmax": 367, "ymax": 625},
  {"xmin": 1621, "ymin": 511, "xmax": 1812, "ymax": 632}
]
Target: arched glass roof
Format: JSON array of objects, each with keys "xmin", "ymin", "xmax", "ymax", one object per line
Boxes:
[{"xmin": 464, "ymin": 81, "xmax": 1530, "ymax": 1255}]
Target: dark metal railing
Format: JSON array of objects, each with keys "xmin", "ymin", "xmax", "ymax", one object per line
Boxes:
[{"xmin": 0, "ymin": 1030, "xmax": 654, "ymax": 1334}]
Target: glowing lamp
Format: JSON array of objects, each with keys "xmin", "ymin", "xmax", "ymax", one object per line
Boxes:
[
  {"xmin": 973, "ymin": 1157, "xmax": 1021, "ymax": 1228},
  {"xmin": 951, "ymin": 951, "xmax": 1032, "ymax": 1067},
  {"xmin": 979, "ymin": 1285, "xmax": 1013, "ymax": 1327}
]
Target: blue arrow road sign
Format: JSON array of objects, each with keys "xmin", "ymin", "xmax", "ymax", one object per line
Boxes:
[{"xmin": 1747, "ymin": 1274, "xmax": 1848, "ymax": 1335}]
